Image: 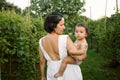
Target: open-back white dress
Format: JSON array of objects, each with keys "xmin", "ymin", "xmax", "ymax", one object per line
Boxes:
[{"xmin": 39, "ymin": 35, "xmax": 83, "ymax": 80}]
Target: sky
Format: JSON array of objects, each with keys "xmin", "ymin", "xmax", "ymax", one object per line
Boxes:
[
  {"xmin": 82, "ymin": 0, "xmax": 120, "ymax": 20},
  {"xmin": 6, "ymin": 0, "xmax": 30, "ymax": 10},
  {"xmin": 6, "ymin": 0, "xmax": 120, "ymax": 20}
]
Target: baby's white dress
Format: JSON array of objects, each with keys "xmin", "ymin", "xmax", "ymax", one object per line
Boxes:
[{"xmin": 39, "ymin": 35, "xmax": 83, "ymax": 80}]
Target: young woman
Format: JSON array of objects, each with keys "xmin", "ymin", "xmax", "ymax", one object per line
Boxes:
[{"xmin": 39, "ymin": 12, "xmax": 86, "ymax": 80}]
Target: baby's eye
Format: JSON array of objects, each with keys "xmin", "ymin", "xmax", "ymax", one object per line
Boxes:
[{"xmin": 75, "ymin": 31, "xmax": 79, "ymax": 33}]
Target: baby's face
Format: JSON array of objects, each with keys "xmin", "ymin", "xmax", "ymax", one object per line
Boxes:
[{"xmin": 74, "ymin": 26, "xmax": 87, "ymax": 40}]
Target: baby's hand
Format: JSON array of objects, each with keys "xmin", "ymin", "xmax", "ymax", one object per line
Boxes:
[{"xmin": 76, "ymin": 44, "xmax": 81, "ymax": 50}]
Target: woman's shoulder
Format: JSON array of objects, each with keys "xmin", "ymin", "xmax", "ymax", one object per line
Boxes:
[
  {"xmin": 60, "ymin": 34, "xmax": 68, "ymax": 37},
  {"xmin": 59, "ymin": 35, "xmax": 69, "ymax": 40},
  {"xmin": 39, "ymin": 36, "xmax": 46, "ymax": 42},
  {"xmin": 59, "ymin": 35, "xmax": 69, "ymax": 44},
  {"xmin": 60, "ymin": 34, "xmax": 68, "ymax": 36}
]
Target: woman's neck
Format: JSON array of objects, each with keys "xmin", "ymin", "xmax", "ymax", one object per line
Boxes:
[{"xmin": 47, "ymin": 32, "xmax": 59, "ymax": 37}]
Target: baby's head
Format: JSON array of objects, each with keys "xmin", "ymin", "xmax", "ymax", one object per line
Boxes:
[{"xmin": 74, "ymin": 23, "xmax": 89, "ymax": 39}]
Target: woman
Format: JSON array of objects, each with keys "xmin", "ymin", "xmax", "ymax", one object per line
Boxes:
[{"xmin": 39, "ymin": 12, "xmax": 87, "ymax": 80}]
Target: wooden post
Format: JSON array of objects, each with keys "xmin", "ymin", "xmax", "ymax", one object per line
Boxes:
[
  {"xmin": 105, "ymin": 0, "xmax": 107, "ymax": 30},
  {"xmin": 116, "ymin": 0, "xmax": 118, "ymax": 13}
]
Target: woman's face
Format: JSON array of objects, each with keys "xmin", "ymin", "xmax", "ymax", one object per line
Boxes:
[{"xmin": 54, "ymin": 18, "xmax": 65, "ymax": 35}]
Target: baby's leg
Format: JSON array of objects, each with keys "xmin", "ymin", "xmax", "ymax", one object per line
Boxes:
[{"xmin": 54, "ymin": 56, "xmax": 76, "ymax": 78}]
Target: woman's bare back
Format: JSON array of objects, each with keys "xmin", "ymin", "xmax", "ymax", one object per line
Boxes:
[{"xmin": 41, "ymin": 35, "xmax": 60, "ymax": 60}]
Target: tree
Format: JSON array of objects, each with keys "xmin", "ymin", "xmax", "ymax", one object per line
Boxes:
[
  {"xmin": 0, "ymin": 10, "xmax": 44, "ymax": 80},
  {"xmin": 28, "ymin": 0, "xmax": 86, "ymax": 34},
  {"xmin": 103, "ymin": 13, "xmax": 120, "ymax": 67},
  {"xmin": 30, "ymin": 0, "xmax": 85, "ymax": 17}
]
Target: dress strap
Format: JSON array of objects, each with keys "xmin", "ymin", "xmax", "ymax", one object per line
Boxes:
[
  {"xmin": 58, "ymin": 35, "xmax": 68, "ymax": 59},
  {"xmin": 39, "ymin": 37, "xmax": 51, "ymax": 61}
]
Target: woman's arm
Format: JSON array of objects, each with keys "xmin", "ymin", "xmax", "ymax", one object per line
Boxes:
[
  {"xmin": 39, "ymin": 47, "xmax": 46, "ymax": 80},
  {"xmin": 67, "ymin": 38, "xmax": 87, "ymax": 61},
  {"xmin": 66, "ymin": 36, "xmax": 84, "ymax": 55},
  {"xmin": 71, "ymin": 42, "xmax": 88, "ymax": 61}
]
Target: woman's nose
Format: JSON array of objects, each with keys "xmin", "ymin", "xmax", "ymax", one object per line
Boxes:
[{"xmin": 63, "ymin": 25, "xmax": 65, "ymax": 29}]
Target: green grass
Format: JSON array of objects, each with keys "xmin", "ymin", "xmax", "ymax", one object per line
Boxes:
[{"xmin": 80, "ymin": 50, "xmax": 120, "ymax": 80}]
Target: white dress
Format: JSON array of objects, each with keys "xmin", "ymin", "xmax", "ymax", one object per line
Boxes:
[{"xmin": 39, "ymin": 35, "xmax": 83, "ymax": 80}]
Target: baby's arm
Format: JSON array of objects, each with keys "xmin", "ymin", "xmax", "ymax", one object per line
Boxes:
[{"xmin": 72, "ymin": 43, "xmax": 88, "ymax": 61}]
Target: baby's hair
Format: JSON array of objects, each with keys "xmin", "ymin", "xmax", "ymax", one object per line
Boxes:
[{"xmin": 75, "ymin": 23, "xmax": 89, "ymax": 35}]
